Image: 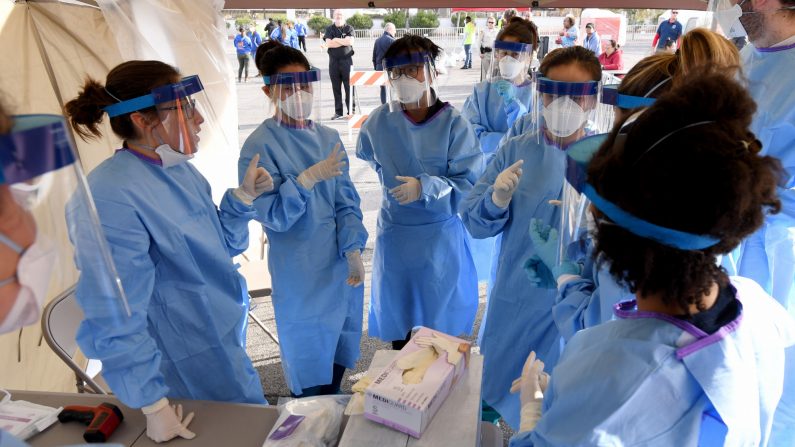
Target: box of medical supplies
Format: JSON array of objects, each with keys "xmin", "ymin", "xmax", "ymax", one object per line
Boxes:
[{"xmin": 364, "ymin": 327, "xmax": 471, "ymax": 437}]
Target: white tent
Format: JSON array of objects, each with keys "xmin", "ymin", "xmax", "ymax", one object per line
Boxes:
[
  {"xmin": 224, "ymin": 0, "xmax": 712, "ymax": 10},
  {"xmin": 0, "ymin": 0, "xmax": 237, "ymax": 392}
]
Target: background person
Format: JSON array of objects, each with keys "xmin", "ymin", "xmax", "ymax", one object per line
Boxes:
[
  {"xmin": 652, "ymin": 10, "xmax": 683, "ymax": 54},
  {"xmin": 295, "ymin": 19, "xmax": 308, "ymax": 52},
  {"xmin": 373, "ymin": 22, "xmax": 396, "ymax": 105},
  {"xmin": 582, "ymin": 23, "xmax": 601, "ymax": 56},
  {"xmin": 323, "ymin": 9, "xmax": 355, "ymax": 120},
  {"xmin": 598, "ymin": 39, "xmax": 623, "ymax": 70},
  {"xmin": 249, "ymin": 25, "xmax": 262, "ymax": 54},
  {"xmin": 556, "ymin": 15, "xmax": 578, "ymax": 47},
  {"xmin": 234, "ymin": 26, "xmax": 252, "ymax": 82},
  {"xmin": 479, "ymin": 16, "xmax": 499, "ymax": 80},
  {"xmin": 462, "ymin": 16, "xmax": 476, "ymax": 69},
  {"xmin": 264, "ymin": 17, "xmax": 277, "ymax": 40}
]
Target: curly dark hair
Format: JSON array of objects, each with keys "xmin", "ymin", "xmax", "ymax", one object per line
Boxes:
[
  {"xmin": 498, "ymin": 17, "xmax": 539, "ymax": 52},
  {"xmin": 539, "ymin": 46, "xmax": 601, "ymax": 81},
  {"xmin": 254, "ymin": 40, "xmax": 311, "ymax": 77},
  {"xmin": 587, "ymin": 69, "xmax": 782, "ymax": 313}
]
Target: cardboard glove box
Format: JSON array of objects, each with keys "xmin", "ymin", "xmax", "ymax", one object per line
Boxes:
[{"xmin": 364, "ymin": 327, "xmax": 471, "ymax": 437}]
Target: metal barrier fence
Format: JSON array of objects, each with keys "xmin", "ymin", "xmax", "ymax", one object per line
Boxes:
[{"xmin": 353, "ymin": 27, "xmax": 465, "ymax": 52}]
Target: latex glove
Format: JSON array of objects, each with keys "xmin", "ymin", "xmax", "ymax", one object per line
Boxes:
[
  {"xmin": 495, "ymin": 79, "xmax": 516, "ymax": 104},
  {"xmin": 142, "ymin": 398, "xmax": 196, "ymax": 443},
  {"xmin": 346, "ymin": 250, "xmax": 364, "ymax": 287},
  {"xmin": 505, "ymin": 100, "xmax": 528, "ymax": 127},
  {"xmin": 529, "ymin": 218, "xmax": 582, "ymax": 281},
  {"xmin": 415, "ymin": 333, "xmax": 465, "ymax": 366},
  {"xmin": 297, "ymin": 143, "xmax": 346, "ymax": 190},
  {"xmin": 523, "ymin": 255, "xmax": 556, "ymax": 289},
  {"xmin": 234, "ymin": 153, "xmax": 274, "ymax": 205},
  {"xmin": 396, "ymin": 346, "xmax": 439, "ymax": 385},
  {"xmin": 389, "ymin": 176, "xmax": 421, "ymax": 205},
  {"xmin": 492, "ymin": 160, "xmax": 524, "ymax": 208},
  {"xmin": 345, "ymin": 376, "xmax": 373, "ymax": 415},
  {"xmin": 509, "ymin": 351, "xmax": 545, "ymax": 433}
]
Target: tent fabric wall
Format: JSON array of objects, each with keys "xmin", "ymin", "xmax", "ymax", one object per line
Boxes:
[
  {"xmin": 0, "ymin": 0, "xmax": 237, "ymax": 393},
  {"xmin": 0, "ymin": 0, "xmax": 124, "ymax": 393}
]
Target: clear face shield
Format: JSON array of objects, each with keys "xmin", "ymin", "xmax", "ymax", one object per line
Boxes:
[
  {"xmin": 104, "ymin": 75, "xmax": 216, "ymax": 156},
  {"xmin": 384, "ymin": 52, "xmax": 439, "ymax": 112},
  {"xmin": 0, "ymin": 115, "xmax": 130, "ymax": 332},
  {"xmin": 487, "ymin": 40, "xmax": 532, "ymax": 85},
  {"xmin": 263, "ymin": 69, "xmax": 321, "ymax": 128},
  {"xmin": 533, "ymin": 77, "xmax": 611, "ymax": 148}
]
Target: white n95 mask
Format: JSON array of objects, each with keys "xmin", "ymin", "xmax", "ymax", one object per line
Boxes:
[
  {"xmin": 543, "ymin": 96, "xmax": 587, "ymax": 138},
  {"xmin": 392, "ymin": 77, "xmax": 426, "ymax": 104},
  {"xmin": 150, "ymin": 127, "xmax": 194, "ymax": 168},
  {"xmin": 715, "ymin": 0, "xmax": 748, "ymax": 38},
  {"xmin": 0, "ymin": 235, "xmax": 56, "ymax": 334},
  {"xmin": 279, "ymin": 92, "xmax": 314, "ymax": 120},
  {"xmin": 499, "ymin": 56, "xmax": 524, "ymax": 80}
]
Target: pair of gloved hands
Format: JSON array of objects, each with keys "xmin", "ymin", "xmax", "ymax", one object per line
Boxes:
[
  {"xmin": 235, "ymin": 143, "xmax": 349, "ymax": 206},
  {"xmin": 524, "ymin": 218, "xmax": 581, "ymax": 289}
]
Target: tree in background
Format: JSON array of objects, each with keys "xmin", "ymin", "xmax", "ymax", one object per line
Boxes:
[
  {"xmin": 383, "ymin": 9, "xmax": 408, "ymax": 28},
  {"xmin": 308, "ymin": 15, "xmax": 333, "ymax": 34},
  {"xmin": 409, "ymin": 10, "xmax": 440, "ymax": 29},
  {"xmin": 347, "ymin": 13, "xmax": 374, "ymax": 30}
]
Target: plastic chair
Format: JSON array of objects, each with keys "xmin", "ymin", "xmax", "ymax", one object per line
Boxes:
[
  {"xmin": 40, "ymin": 285, "xmax": 107, "ymax": 394},
  {"xmin": 240, "ymin": 228, "xmax": 279, "ymax": 345}
]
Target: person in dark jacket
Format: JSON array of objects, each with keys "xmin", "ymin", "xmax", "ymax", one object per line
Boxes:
[
  {"xmin": 372, "ymin": 23, "xmax": 396, "ymax": 104},
  {"xmin": 323, "ymin": 10, "xmax": 355, "ymax": 119}
]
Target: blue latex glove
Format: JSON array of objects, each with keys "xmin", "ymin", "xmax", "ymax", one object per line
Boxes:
[
  {"xmin": 505, "ymin": 100, "xmax": 528, "ymax": 127},
  {"xmin": 529, "ymin": 218, "xmax": 582, "ymax": 281},
  {"xmin": 523, "ymin": 255, "xmax": 556, "ymax": 289},
  {"xmin": 495, "ymin": 80, "xmax": 516, "ymax": 104}
]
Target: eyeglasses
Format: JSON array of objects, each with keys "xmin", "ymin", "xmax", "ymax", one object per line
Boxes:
[
  {"xmin": 671, "ymin": 11, "xmax": 679, "ymax": 14},
  {"xmin": 388, "ymin": 65, "xmax": 423, "ymax": 80},
  {"xmin": 157, "ymin": 98, "xmax": 196, "ymax": 118},
  {"xmin": 487, "ymin": 21, "xmax": 495, "ymax": 24}
]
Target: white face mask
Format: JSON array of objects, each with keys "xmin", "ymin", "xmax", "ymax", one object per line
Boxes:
[
  {"xmin": 543, "ymin": 96, "xmax": 587, "ymax": 138},
  {"xmin": 278, "ymin": 91, "xmax": 314, "ymax": 120},
  {"xmin": 151, "ymin": 127, "xmax": 193, "ymax": 168},
  {"xmin": 0, "ymin": 235, "xmax": 56, "ymax": 334},
  {"xmin": 715, "ymin": 0, "xmax": 747, "ymax": 38},
  {"xmin": 392, "ymin": 77, "xmax": 426, "ymax": 104},
  {"xmin": 498, "ymin": 56, "xmax": 524, "ymax": 80}
]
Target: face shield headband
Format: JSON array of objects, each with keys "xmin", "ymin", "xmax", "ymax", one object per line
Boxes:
[
  {"xmin": 601, "ymin": 77, "xmax": 672, "ymax": 109},
  {"xmin": 0, "ymin": 115, "xmax": 76, "ymax": 184},
  {"xmin": 383, "ymin": 52, "xmax": 434, "ymax": 72},
  {"xmin": 102, "ymin": 75, "xmax": 204, "ymax": 118},
  {"xmin": 262, "ymin": 69, "xmax": 321, "ymax": 85}
]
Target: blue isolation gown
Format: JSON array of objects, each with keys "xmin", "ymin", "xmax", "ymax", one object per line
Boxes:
[
  {"xmin": 510, "ymin": 277, "xmax": 795, "ymax": 446},
  {"xmin": 460, "ymin": 131, "xmax": 566, "ymax": 429},
  {"xmin": 733, "ymin": 41, "xmax": 795, "ymax": 446},
  {"xmin": 69, "ymin": 149, "xmax": 265, "ymax": 409},
  {"xmin": 462, "ymin": 80, "xmax": 533, "ymax": 287},
  {"xmin": 356, "ymin": 102, "xmax": 484, "ymax": 341},
  {"xmin": 239, "ymin": 119, "xmax": 367, "ymax": 395},
  {"xmin": 462, "ymin": 80, "xmax": 534, "ymax": 158}
]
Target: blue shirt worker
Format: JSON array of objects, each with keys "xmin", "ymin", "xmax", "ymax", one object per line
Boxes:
[
  {"xmin": 295, "ymin": 21, "xmax": 308, "ymax": 51},
  {"xmin": 249, "ymin": 26, "xmax": 262, "ymax": 53},
  {"xmin": 653, "ymin": 11, "xmax": 683, "ymax": 53},
  {"xmin": 234, "ymin": 26, "xmax": 253, "ymax": 82}
]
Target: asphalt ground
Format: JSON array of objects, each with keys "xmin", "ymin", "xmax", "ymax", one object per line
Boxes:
[{"xmin": 232, "ymin": 34, "xmax": 653, "ymax": 445}]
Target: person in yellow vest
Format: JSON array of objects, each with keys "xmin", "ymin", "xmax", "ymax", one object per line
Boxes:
[{"xmin": 462, "ymin": 16, "xmax": 476, "ymax": 69}]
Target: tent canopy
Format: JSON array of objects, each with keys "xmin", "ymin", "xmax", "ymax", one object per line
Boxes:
[
  {"xmin": 451, "ymin": 8, "xmax": 531, "ymax": 12},
  {"xmin": 223, "ymin": 0, "xmax": 709, "ymax": 10}
]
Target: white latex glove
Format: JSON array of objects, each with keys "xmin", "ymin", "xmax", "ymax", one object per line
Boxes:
[
  {"xmin": 396, "ymin": 347, "xmax": 439, "ymax": 385},
  {"xmin": 509, "ymin": 351, "xmax": 545, "ymax": 433},
  {"xmin": 414, "ymin": 333, "xmax": 465, "ymax": 366},
  {"xmin": 492, "ymin": 160, "xmax": 524, "ymax": 208},
  {"xmin": 142, "ymin": 398, "xmax": 196, "ymax": 443},
  {"xmin": 234, "ymin": 154, "xmax": 274, "ymax": 205},
  {"xmin": 346, "ymin": 250, "xmax": 364, "ymax": 287},
  {"xmin": 389, "ymin": 176, "xmax": 421, "ymax": 205},
  {"xmin": 297, "ymin": 143, "xmax": 346, "ymax": 190}
]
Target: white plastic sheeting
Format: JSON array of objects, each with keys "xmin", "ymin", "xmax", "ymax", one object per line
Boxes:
[{"xmin": 0, "ymin": 0, "xmax": 236, "ymax": 392}]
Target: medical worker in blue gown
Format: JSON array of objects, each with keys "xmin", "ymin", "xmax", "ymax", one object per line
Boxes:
[
  {"xmin": 240, "ymin": 41, "xmax": 367, "ymax": 397},
  {"xmin": 460, "ymin": 46, "xmax": 604, "ymax": 429},
  {"xmin": 526, "ymin": 53, "xmax": 678, "ymax": 343},
  {"xmin": 713, "ymin": 4, "xmax": 795, "ymax": 444},
  {"xmin": 356, "ymin": 35, "xmax": 484, "ymax": 350},
  {"xmin": 65, "ymin": 61, "xmax": 271, "ymax": 443},
  {"xmin": 510, "ymin": 70, "xmax": 795, "ymax": 447},
  {"xmin": 462, "ymin": 18, "xmax": 538, "ymax": 160},
  {"xmin": 460, "ymin": 18, "xmax": 538, "ymax": 307},
  {"xmin": 0, "ymin": 103, "xmax": 126, "ymax": 447}
]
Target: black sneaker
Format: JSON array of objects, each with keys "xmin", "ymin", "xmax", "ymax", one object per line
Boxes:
[{"xmin": 331, "ymin": 114, "xmax": 343, "ymax": 120}]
